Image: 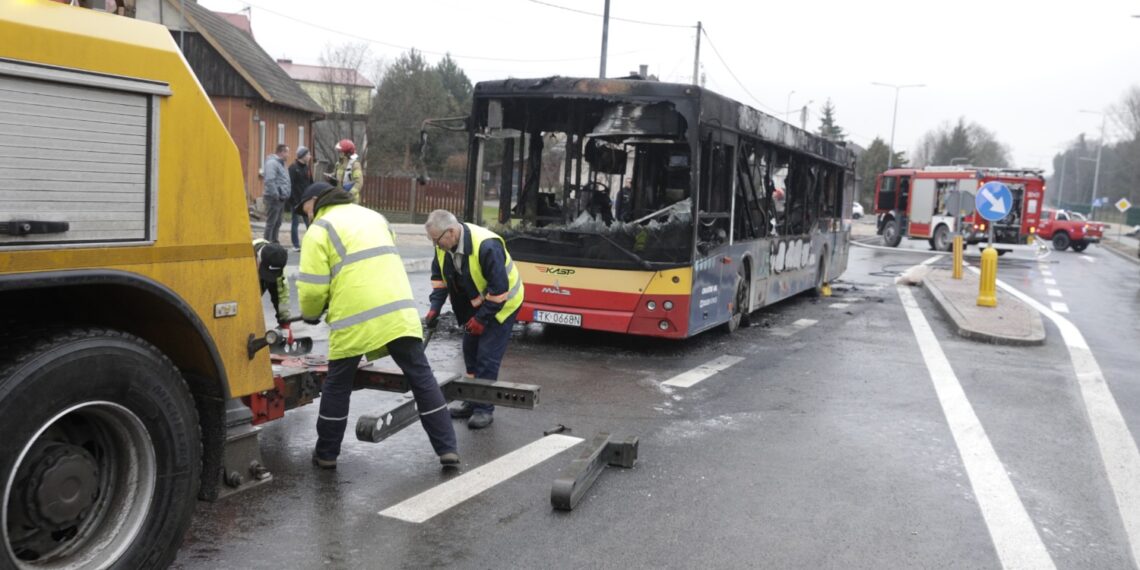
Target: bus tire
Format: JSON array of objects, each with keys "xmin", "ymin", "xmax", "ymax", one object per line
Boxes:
[
  {"xmin": 932, "ymin": 224, "xmax": 952, "ymax": 252},
  {"xmin": 723, "ymin": 266, "xmax": 750, "ymax": 333},
  {"xmin": 811, "ymin": 250, "xmax": 829, "ymax": 297},
  {"xmin": 882, "ymin": 218, "xmax": 902, "ymax": 247},
  {"xmin": 1052, "ymin": 232, "xmax": 1071, "ymax": 251},
  {"xmin": 1, "ymin": 327, "xmax": 200, "ymax": 570}
]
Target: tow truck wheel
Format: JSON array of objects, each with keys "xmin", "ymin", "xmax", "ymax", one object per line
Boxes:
[
  {"xmin": 882, "ymin": 219, "xmax": 902, "ymax": 248},
  {"xmin": 1071, "ymin": 242, "xmax": 1089, "ymax": 252},
  {"xmin": 1052, "ymin": 232, "xmax": 1071, "ymax": 251},
  {"xmin": 1, "ymin": 328, "xmax": 200, "ymax": 570}
]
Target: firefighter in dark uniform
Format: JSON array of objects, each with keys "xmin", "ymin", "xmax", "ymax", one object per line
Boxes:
[
  {"xmin": 253, "ymin": 238, "xmax": 290, "ymax": 324},
  {"xmin": 423, "ymin": 209, "xmax": 524, "ymax": 429}
]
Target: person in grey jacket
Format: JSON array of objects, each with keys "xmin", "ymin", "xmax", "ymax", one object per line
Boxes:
[{"xmin": 262, "ymin": 144, "xmax": 290, "ymax": 243}]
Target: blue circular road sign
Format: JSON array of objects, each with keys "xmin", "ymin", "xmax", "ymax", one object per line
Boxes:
[{"xmin": 975, "ymin": 182, "xmax": 1013, "ymax": 222}]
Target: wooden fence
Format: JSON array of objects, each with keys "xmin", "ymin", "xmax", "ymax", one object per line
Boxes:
[{"xmin": 358, "ymin": 176, "xmax": 467, "ymax": 222}]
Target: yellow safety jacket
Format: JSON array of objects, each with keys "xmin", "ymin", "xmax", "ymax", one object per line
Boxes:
[
  {"xmin": 434, "ymin": 224, "xmax": 523, "ymax": 324},
  {"xmin": 297, "ymin": 203, "xmax": 420, "ymax": 359},
  {"xmin": 334, "ymin": 155, "xmax": 364, "ymax": 204}
]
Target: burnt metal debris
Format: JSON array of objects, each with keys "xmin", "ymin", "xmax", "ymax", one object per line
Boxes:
[{"xmin": 551, "ymin": 432, "xmax": 639, "ymax": 511}]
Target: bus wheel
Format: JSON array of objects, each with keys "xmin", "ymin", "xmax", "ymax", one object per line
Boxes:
[
  {"xmin": 932, "ymin": 225, "xmax": 952, "ymax": 252},
  {"xmin": 1, "ymin": 328, "xmax": 200, "ymax": 570},
  {"xmin": 723, "ymin": 267, "xmax": 750, "ymax": 333},
  {"xmin": 811, "ymin": 252, "xmax": 829, "ymax": 297},
  {"xmin": 882, "ymin": 219, "xmax": 902, "ymax": 247}
]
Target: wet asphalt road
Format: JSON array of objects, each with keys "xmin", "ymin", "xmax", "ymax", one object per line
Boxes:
[{"xmin": 174, "ymin": 237, "xmax": 1140, "ymax": 569}]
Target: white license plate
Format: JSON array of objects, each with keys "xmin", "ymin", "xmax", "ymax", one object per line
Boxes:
[{"xmin": 533, "ymin": 310, "xmax": 582, "ymax": 327}]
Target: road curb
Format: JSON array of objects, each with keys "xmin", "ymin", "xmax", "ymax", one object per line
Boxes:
[
  {"xmin": 921, "ymin": 270, "xmax": 1045, "ymax": 346},
  {"xmin": 1100, "ymin": 242, "xmax": 1140, "ymax": 266},
  {"xmin": 403, "ymin": 258, "xmax": 432, "ymax": 273}
]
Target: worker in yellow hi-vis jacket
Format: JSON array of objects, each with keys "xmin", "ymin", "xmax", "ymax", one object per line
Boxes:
[{"xmin": 293, "ymin": 182, "xmax": 458, "ymax": 469}]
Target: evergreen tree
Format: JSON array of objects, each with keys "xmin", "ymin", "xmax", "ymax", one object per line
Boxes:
[
  {"xmin": 856, "ymin": 137, "xmax": 907, "ymax": 207},
  {"xmin": 817, "ymin": 99, "xmax": 845, "ymax": 142}
]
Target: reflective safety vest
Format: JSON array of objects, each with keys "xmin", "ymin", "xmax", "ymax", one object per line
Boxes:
[
  {"xmin": 435, "ymin": 224, "xmax": 523, "ymax": 323},
  {"xmin": 297, "ymin": 203, "xmax": 420, "ymax": 359}
]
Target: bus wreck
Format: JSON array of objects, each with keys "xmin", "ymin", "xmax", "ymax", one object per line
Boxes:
[{"xmin": 461, "ymin": 76, "xmax": 857, "ymax": 338}]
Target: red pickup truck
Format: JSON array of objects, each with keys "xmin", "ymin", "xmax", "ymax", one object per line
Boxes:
[{"xmin": 1036, "ymin": 209, "xmax": 1104, "ymax": 252}]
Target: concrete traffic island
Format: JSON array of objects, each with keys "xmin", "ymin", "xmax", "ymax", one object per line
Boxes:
[{"xmin": 921, "ymin": 267, "xmax": 1046, "ymax": 346}]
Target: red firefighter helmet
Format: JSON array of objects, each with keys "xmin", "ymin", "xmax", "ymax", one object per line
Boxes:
[{"xmin": 335, "ymin": 139, "xmax": 356, "ymax": 155}]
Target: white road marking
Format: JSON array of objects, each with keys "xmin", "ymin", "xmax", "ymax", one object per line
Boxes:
[
  {"xmin": 828, "ymin": 303, "xmax": 851, "ymax": 309},
  {"xmin": 1081, "ymin": 256, "xmax": 1096, "ymax": 263},
  {"xmin": 969, "ymin": 266, "xmax": 1140, "ymax": 563},
  {"xmin": 1047, "ymin": 288, "xmax": 1063, "ymax": 298},
  {"xmin": 1043, "ymin": 278, "xmax": 1057, "ymax": 286},
  {"xmin": 662, "ymin": 355, "xmax": 746, "ymax": 388},
  {"xmin": 897, "ymin": 286, "xmax": 1056, "ymax": 570},
  {"xmin": 1050, "ymin": 302, "xmax": 1070, "ymax": 314},
  {"xmin": 771, "ymin": 318, "xmax": 819, "ymax": 337},
  {"xmin": 922, "ymin": 255, "xmax": 941, "ymax": 265},
  {"xmin": 379, "ymin": 434, "xmax": 583, "ymax": 523}
]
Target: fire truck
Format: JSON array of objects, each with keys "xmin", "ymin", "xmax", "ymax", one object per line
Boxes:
[
  {"xmin": 873, "ymin": 166, "xmax": 1046, "ymax": 251},
  {"xmin": 0, "ymin": 3, "xmax": 538, "ymax": 567}
]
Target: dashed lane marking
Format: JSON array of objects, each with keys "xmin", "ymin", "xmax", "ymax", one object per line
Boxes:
[
  {"xmin": 1081, "ymin": 256, "xmax": 1096, "ymax": 263},
  {"xmin": 1044, "ymin": 278, "xmax": 1057, "ymax": 286},
  {"xmin": 770, "ymin": 318, "xmax": 819, "ymax": 337},
  {"xmin": 379, "ymin": 434, "xmax": 584, "ymax": 524},
  {"xmin": 1050, "ymin": 302, "xmax": 1070, "ymax": 314},
  {"xmin": 897, "ymin": 286, "xmax": 1056, "ymax": 570},
  {"xmin": 828, "ymin": 303, "xmax": 851, "ymax": 309},
  {"xmin": 1047, "ymin": 288, "xmax": 1063, "ymax": 298},
  {"xmin": 663, "ymin": 355, "xmax": 746, "ymax": 388},
  {"xmin": 970, "ymin": 266, "xmax": 1140, "ymax": 564}
]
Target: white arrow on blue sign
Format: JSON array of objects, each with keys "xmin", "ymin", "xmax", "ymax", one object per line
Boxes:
[{"xmin": 975, "ymin": 182, "xmax": 1013, "ymax": 222}]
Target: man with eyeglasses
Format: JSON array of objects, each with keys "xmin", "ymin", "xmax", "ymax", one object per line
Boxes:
[{"xmin": 423, "ymin": 210, "xmax": 524, "ymax": 429}]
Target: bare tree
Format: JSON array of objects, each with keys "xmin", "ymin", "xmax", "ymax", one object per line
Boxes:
[
  {"xmin": 911, "ymin": 118, "xmax": 1010, "ymax": 168},
  {"xmin": 1111, "ymin": 85, "xmax": 1140, "ymax": 141},
  {"xmin": 311, "ymin": 43, "xmax": 377, "ymax": 170}
]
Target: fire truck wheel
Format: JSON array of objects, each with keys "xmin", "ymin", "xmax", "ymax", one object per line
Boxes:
[
  {"xmin": 932, "ymin": 225, "xmax": 952, "ymax": 252},
  {"xmin": 882, "ymin": 219, "xmax": 902, "ymax": 247},
  {"xmin": 1071, "ymin": 242, "xmax": 1089, "ymax": 252},
  {"xmin": 0, "ymin": 328, "xmax": 200, "ymax": 570},
  {"xmin": 1052, "ymin": 232, "xmax": 1071, "ymax": 251}
]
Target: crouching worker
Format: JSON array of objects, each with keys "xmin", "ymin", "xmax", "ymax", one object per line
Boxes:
[
  {"xmin": 294, "ymin": 182, "xmax": 459, "ymax": 469},
  {"xmin": 423, "ymin": 209, "xmax": 524, "ymax": 430},
  {"xmin": 253, "ymin": 238, "xmax": 290, "ymax": 325}
]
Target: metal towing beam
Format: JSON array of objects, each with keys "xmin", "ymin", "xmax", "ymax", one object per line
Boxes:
[{"xmin": 217, "ymin": 348, "xmax": 540, "ymax": 498}]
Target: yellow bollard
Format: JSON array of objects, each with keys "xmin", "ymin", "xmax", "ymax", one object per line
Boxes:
[
  {"xmin": 952, "ymin": 235, "xmax": 964, "ymax": 280},
  {"xmin": 977, "ymin": 246, "xmax": 998, "ymax": 307}
]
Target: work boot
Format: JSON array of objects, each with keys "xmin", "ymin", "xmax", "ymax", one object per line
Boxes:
[
  {"xmin": 439, "ymin": 452, "xmax": 460, "ymax": 467},
  {"xmin": 311, "ymin": 451, "xmax": 336, "ymax": 470},
  {"xmin": 449, "ymin": 401, "xmax": 474, "ymax": 419},
  {"xmin": 467, "ymin": 411, "xmax": 493, "ymax": 430}
]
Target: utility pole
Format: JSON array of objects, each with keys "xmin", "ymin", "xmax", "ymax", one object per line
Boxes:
[
  {"xmin": 872, "ymin": 82, "xmax": 925, "ymax": 169},
  {"xmin": 1091, "ymin": 114, "xmax": 1105, "ymax": 219},
  {"xmin": 1057, "ymin": 152, "xmax": 1067, "ymax": 208},
  {"xmin": 692, "ymin": 21, "xmax": 702, "ymax": 86},
  {"xmin": 599, "ymin": 0, "xmax": 610, "ymax": 78}
]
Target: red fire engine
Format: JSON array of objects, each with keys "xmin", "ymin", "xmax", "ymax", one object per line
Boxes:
[{"xmin": 873, "ymin": 166, "xmax": 1045, "ymax": 251}]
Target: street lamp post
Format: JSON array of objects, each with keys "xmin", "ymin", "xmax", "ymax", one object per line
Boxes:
[
  {"xmin": 1080, "ymin": 109, "xmax": 1106, "ymax": 219},
  {"xmin": 785, "ymin": 90, "xmax": 795, "ymax": 122},
  {"xmin": 872, "ymin": 82, "xmax": 925, "ymax": 169}
]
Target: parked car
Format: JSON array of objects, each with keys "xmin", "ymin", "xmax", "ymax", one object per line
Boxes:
[
  {"xmin": 1036, "ymin": 209, "xmax": 1104, "ymax": 252},
  {"xmin": 852, "ymin": 201, "xmax": 864, "ymax": 219}
]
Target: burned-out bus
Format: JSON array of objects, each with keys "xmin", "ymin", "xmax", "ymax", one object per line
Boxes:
[{"xmin": 461, "ymin": 77, "xmax": 857, "ymax": 338}]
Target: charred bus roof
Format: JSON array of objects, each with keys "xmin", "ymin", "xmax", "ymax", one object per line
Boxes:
[{"xmin": 472, "ymin": 76, "xmax": 856, "ymax": 169}]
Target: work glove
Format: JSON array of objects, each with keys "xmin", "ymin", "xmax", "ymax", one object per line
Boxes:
[
  {"xmin": 464, "ymin": 317, "xmax": 485, "ymax": 336},
  {"xmin": 424, "ymin": 309, "xmax": 439, "ymax": 329}
]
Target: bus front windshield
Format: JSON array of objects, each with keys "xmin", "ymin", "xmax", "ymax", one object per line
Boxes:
[{"xmin": 472, "ymin": 97, "xmax": 694, "ymax": 269}]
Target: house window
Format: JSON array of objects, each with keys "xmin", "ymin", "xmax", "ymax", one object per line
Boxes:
[
  {"xmin": 298, "ymin": 125, "xmax": 306, "ymax": 149},
  {"xmin": 277, "ymin": 123, "xmax": 286, "ymax": 146},
  {"xmin": 341, "ymin": 99, "xmax": 356, "ymax": 114}
]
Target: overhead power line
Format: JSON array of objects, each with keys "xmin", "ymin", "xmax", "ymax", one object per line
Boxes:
[
  {"xmin": 526, "ymin": 0, "xmax": 696, "ymax": 29},
  {"xmin": 699, "ymin": 27, "xmax": 779, "ymax": 113},
  {"xmin": 240, "ymin": 0, "xmax": 640, "ymax": 63}
]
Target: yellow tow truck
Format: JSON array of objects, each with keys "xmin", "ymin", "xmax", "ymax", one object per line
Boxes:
[{"xmin": 0, "ymin": 2, "xmax": 539, "ymax": 568}]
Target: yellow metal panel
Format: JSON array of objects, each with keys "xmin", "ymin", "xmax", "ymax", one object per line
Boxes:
[
  {"xmin": 516, "ymin": 262, "xmax": 692, "ymax": 296},
  {"xmin": 0, "ymin": 0, "xmax": 273, "ymax": 396}
]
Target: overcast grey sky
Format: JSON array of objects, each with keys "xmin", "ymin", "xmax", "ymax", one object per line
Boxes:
[{"xmin": 201, "ymin": 0, "xmax": 1139, "ymax": 174}]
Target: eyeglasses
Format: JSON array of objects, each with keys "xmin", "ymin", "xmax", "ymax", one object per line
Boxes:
[{"xmin": 431, "ymin": 228, "xmax": 450, "ymax": 248}]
